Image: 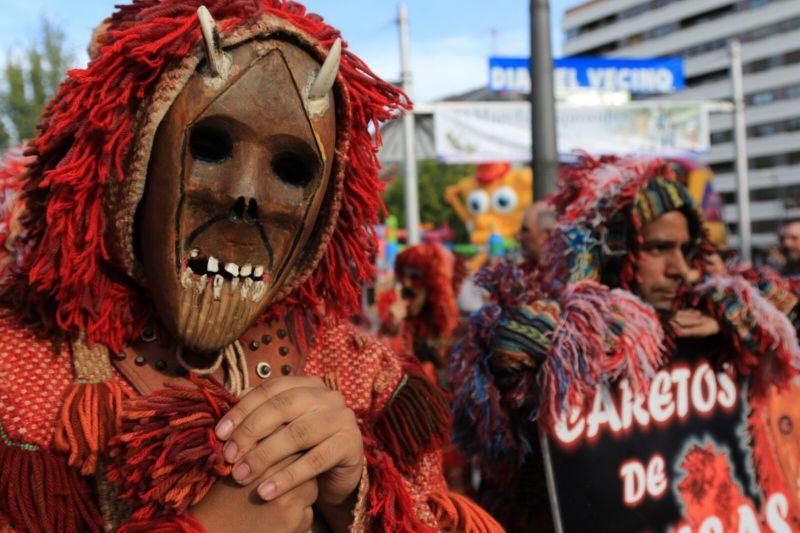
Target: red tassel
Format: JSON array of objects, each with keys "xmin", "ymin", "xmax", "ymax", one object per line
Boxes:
[
  {"xmin": 428, "ymin": 491, "xmax": 504, "ymax": 533},
  {"xmin": 364, "ymin": 444, "xmax": 435, "ymax": 533},
  {"xmin": 373, "ymin": 373, "xmax": 451, "ymax": 471},
  {"xmin": 119, "ymin": 514, "xmax": 206, "ymax": 533},
  {"xmin": 107, "ymin": 374, "xmax": 235, "ymax": 521},
  {"xmin": 54, "ymin": 379, "xmax": 130, "ymax": 475},
  {"xmin": 0, "ymin": 436, "xmax": 103, "ymax": 532}
]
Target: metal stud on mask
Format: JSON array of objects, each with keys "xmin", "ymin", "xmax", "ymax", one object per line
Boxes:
[{"xmin": 139, "ymin": 9, "xmax": 338, "ymax": 357}]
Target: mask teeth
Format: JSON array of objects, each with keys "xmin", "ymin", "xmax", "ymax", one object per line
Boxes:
[
  {"xmin": 212, "ymin": 274, "xmax": 224, "ymax": 301},
  {"xmin": 181, "ymin": 268, "xmax": 193, "ymax": 289},
  {"xmin": 241, "ymin": 277, "xmax": 253, "ymax": 299},
  {"xmin": 252, "ymin": 280, "xmax": 267, "ymax": 302},
  {"xmin": 254, "ymin": 265, "xmax": 264, "ymax": 279},
  {"xmin": 224, "ymin": 262, "xmax": 239, "ymax": 277},
  {"xmin": 195, "ymin": 274, "xmax": 208, "ymax": 294},
  {"xmin": 230, "ymin": 276, "xmax": 240, "ymax": 292},
  {"xmin": 240, "ymin": 264, "xmax": 252, "ymax": 277},
  {"xmin": 190, "ymin": 248, "xmax": 200, "ymax": 259},
  {"xmin": 207, "ymin": 256, "xmax": 219, "ymax": 273}
]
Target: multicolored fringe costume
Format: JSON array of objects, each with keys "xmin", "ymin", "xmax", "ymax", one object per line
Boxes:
[
  {"xmin": 0, "ymin": 1, "xmax": 500, "ymax": 531},
  {"xmin": 451, "ymin": 154, "xmax": 800, "ymax": 529}
]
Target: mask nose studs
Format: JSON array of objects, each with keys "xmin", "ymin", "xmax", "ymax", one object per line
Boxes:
[{"xmin": 228, "ymin": 196, "xmax": 259, "ymax": 224}]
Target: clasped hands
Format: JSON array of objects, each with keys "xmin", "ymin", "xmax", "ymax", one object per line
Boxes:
[{"xmin": 191, "ymin": 376, "xmax": 364, "ymax": 533}]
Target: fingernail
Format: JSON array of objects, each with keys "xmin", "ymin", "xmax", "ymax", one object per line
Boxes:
[
  {"xmin": 232, "ymin": 462, "xmax": 250, "ymax": 483},
  {"xmin": 238, "ymin": 387, "xmax": 254, "ymax": 398},
  {"xmin": 258, "ymin": 480, "xmax": 277, "ymax": 501},
  {"xmin": 216, "ymin": 419, "xmax": 234, "ymax": 439},
  {"xmin": 223, "ymin": 441, "xmax": 238, "ymax": 463}
]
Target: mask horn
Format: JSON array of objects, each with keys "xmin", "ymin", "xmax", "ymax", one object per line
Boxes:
[
  {"xmin": 309, "ymin": 38, "xmax": 342, "ymax": 100},
  {"xmin": 197, "ymin": 6, "xmax": 225, "ymax": 77}
]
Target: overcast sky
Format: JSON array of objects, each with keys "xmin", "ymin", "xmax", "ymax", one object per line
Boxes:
[{"xmin": 0, "ymin": 0, "xmax": 584, "ymax": 103}]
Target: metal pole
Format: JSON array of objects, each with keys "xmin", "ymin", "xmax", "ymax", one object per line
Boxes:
[
  {"xmin": 539, "ymin": 432, "xmax": 565, "ymax": 533},
  {"xmin": 399, "ymin": 3, "xmax": 421, "ymax": 245},
  {"xmin": 530, "ymin": 0, "xmax": 559, "ymax": 200},
  {"xmin": 531, "ymin": 2, "xmax": 562, "ymax": 530},
  {"xmin": 729, "ymin": 40, "xmax": 751, "ymax": 263}
]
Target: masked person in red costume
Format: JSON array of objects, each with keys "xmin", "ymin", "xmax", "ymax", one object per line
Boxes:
[
  {"xmin": 379, "ymin": 242, "xmax": 467, "ymax": 383},
  {"xmin": 0, "ymin": 2, "xmax": 501, "ymax": 531}
]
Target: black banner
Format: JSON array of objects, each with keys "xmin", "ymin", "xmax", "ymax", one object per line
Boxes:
[{"xmin": 544, "ymin": 340, "xmax": 794, "ymax": 532}]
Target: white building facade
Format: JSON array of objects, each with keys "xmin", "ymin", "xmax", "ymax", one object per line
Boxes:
[{"xmin": 563, "ymin": 0, "xmax": 800, "ymax": 250}]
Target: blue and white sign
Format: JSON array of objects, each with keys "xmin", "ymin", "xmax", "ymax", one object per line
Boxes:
[{"xmin": 489, "ymin": 56, "xmax": 685, "ymax": 94}]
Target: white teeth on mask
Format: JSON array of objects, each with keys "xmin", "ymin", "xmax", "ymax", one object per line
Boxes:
[
  {"xmin": 195, "ymin": 274, "xmax": 208, "ymax": 294},
  {"xmin": 213, "ymin": 274, "xmax": 224, "ymax": 300},
  {"xmin": 181, "ymin": 268, "xmax": 193, "ymax": 288},
  {"xmin": 207, "ymin": 256, "xmax": 219, "ymax": 273},
  {"xmin": 252, "ymin": 280, "xmax": 266, "ymax": 302},
  {"xmin": 224, "ymin": 262, "xmax": 239, "ymax": 277},
  {"xmin": 241, "ymin": 277, "xmax": 253, "ymax": 299},
  {"xmin": 181, "ymin": 257, "xmax": 266, "ymax": 299}
]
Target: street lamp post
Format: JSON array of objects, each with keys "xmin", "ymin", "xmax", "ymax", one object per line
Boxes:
[
  {"xmin": 399, "ymin": 3, "xmax": 421, "ymax": 245},
  {"xmin": 729, "ymin": 40, "xmax": 751, "ymax": 263},
  {"xmin": 530, "ymin": 0, "xmax": 559, "ymax": 200},
  {"xmin": 530, "ymin": 5, "xmax": 563, "ymax": 530}
]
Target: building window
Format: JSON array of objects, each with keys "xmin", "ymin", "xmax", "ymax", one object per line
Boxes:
[
  {"xmin": 752, "ymin": 123, "xmax": 776, "ymax": 137},
  {"xmin": 750, "ymin": 90, "xmax": 775, "ymax": 106},
  {"xmin": 745, "ymin": 58, "xmax": 772, "ymax": 74},
  {"xmin": 711, "ymin": 162, "xmax": 734, "ymax": 174},
  {"xmin": 711, "ymin": 130, "xmax": 734, "ymax": 144},
  {"xmin": 786, "ymin": 85, "xmax": 800, "ymax": 100}
]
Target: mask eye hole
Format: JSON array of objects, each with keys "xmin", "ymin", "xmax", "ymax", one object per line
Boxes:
[
  {"xmin": 272, "ymin": 152, "xmax": 315, "ymax": 188},
  {"xmin": 189, "ymin": 124, "xmax": 233, "ymax": 164}
]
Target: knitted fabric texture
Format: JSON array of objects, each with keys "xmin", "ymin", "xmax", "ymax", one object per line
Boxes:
[
  {"xmin": 1, "ymin": 0, "xmax": 409, "ymax": 353},
  {"xmin": 0, "ymin": 314, "xmax": 496, "ymax": 531},
  {"xmin": 0, "ymin": 315, "xmax": 105, "ymax": 532},
  {"xmin": 692, "ymin": 274, "xmax": 800, "ymax": 394}
]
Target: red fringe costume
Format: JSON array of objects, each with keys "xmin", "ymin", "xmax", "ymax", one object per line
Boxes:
[
  {"xmin": 0, "ymin": 1, "xmax": 500, "ymax": 531},
  {"xmin": 379, "ymin": 243, "xmax": 467, "ymax": 375},
  {"xmin": 379, "ymin": 243, "xmax": 471, "ymax": 492}
]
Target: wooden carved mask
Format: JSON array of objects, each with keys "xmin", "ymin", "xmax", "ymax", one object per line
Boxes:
[{"xmin": 140, "ymin": 29, "xmax": 338, "ymax": 354}]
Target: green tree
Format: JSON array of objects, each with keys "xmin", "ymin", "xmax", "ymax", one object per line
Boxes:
[
  {"xmin": 0, "ymin": 18, "xmax": 73, "ymax": 151},
  {"xmin": 383, "ymin": 159, "xmax": 475, "ymax": 242}
]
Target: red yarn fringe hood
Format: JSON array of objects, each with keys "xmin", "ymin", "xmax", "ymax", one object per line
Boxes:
[
  {"xmin": 395, "ymin": 243, "xmax": 465, "ymax": 340},
  {"xmin": 2, "ymin": 0, "xmax": 409, "ymax": 352}
]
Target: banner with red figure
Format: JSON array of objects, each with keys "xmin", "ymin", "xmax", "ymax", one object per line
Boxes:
[{"xmin": 545, "ymin": 342, "xmax": 798, "ymax": 532}]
